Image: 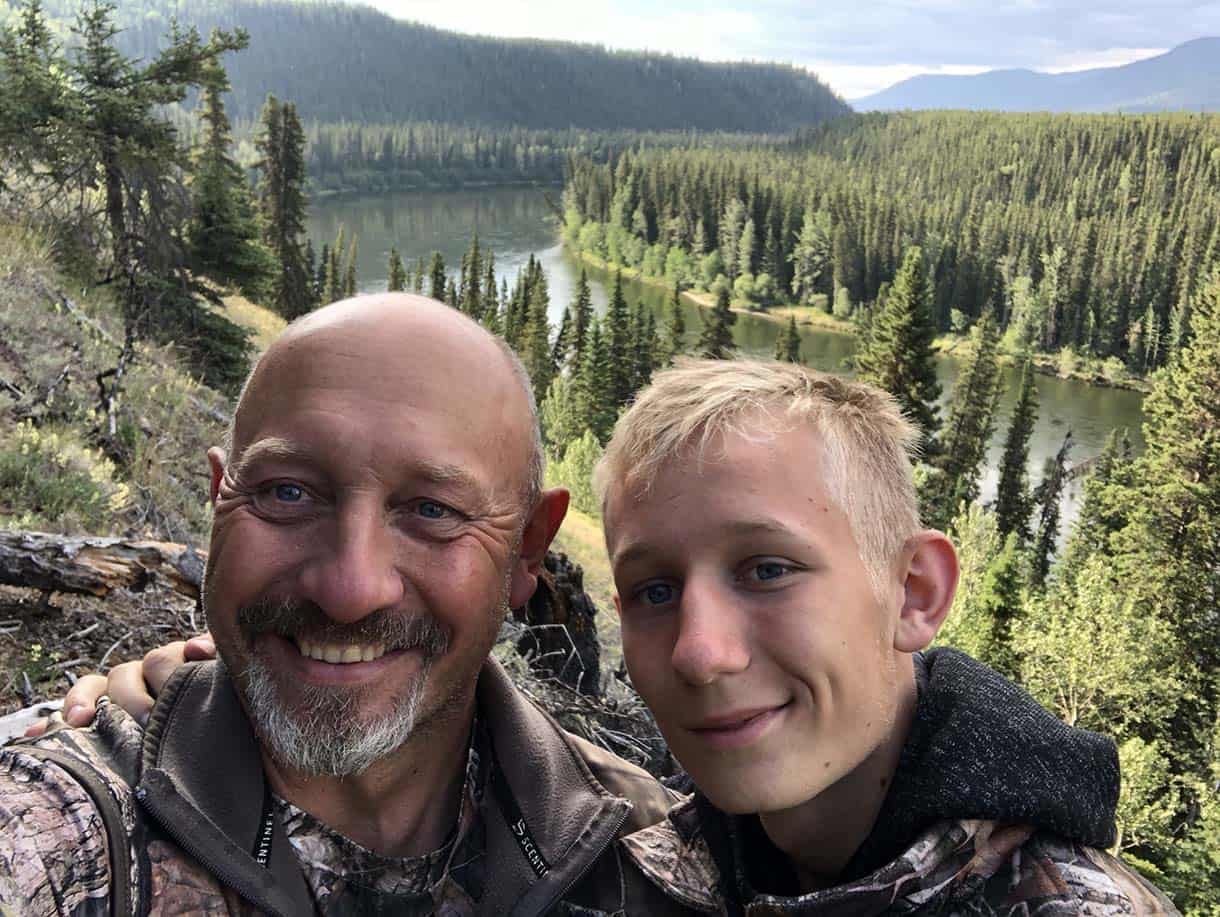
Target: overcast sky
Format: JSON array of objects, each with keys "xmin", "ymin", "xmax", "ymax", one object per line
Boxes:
[{"xmin": 362, "ymin": 0, "xmax": 1219, "ymax": 99}]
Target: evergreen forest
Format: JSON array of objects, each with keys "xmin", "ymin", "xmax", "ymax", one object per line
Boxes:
[{"xmin": 0, "ymin": 0, "xmax": 1218, "ymax": 909}]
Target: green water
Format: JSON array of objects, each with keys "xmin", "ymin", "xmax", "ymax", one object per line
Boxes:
[{"xmin": 309, "ymin": 186, "xmax": 1146, "ymax": 522}]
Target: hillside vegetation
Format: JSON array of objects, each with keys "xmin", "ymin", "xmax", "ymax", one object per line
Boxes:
[{"xmin": 13, "ymin": 0, "xmax": 849, "ymax": 132}]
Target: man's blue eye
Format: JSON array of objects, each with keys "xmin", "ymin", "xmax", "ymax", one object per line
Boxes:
[
  {"xmin": 641, "ymin": 583, "xmax": 675, "ymax": 605},
  {"xmin": 274, "ymin": 484, "xmax": 305, "ymax": 503},
  {"xmin": 417, "ymin": 501, "xmax": 448, "ymax": 519}
]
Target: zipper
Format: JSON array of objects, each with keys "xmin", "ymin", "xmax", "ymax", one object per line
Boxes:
[
  {"xmin": 536, "ymin": 804, "xmax": 630, "ymax": 916},
  {"xmin": 135, "ymin": 783, "xmax": 293, "ymax": 917}
]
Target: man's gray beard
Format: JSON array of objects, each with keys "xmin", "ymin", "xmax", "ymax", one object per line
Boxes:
[{"xmin": 237, "ymin": 653, "xmax": 434, "ymax": 777}]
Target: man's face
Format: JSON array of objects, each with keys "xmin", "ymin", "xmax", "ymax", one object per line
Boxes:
[
  {"xmin": 606, "ymin": 425, "xmax": 905, "ymax": 813},
  {"xmin": 203, "ymin": 305, "xmax": 536, "ymax": 776}
]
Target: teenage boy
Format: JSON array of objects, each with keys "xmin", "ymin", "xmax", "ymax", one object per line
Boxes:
[{"xmin": 594, "ymin": 358, "xmax": 1176, "ymax": 912}]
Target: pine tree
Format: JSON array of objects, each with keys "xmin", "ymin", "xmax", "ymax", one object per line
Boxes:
[
  {"xmin": 521, "ymin": 267, "xmax": 553, "ymax": 398},
  {"xmin": 774, "ymin": 315, "xmax": 802, "ymax": 363},
  {"xmin": 387, "ymin": 247, "xmax": 406, "ymax": 292},
  {"xmin": 631, "ymin": 302, "xmax": 659, "ymax": 392},
  {"xmin": 606, "ymin": 271, "xmax": 634, "ymax": 405},
  {"xmin": 658, "ymin": 281, "xmax": 687, "ymax": 366},
  {"xmin": 255, "ymin": 95, "xmax": 313, "ymax": 318},
  {"xmin": 789, "ymin": 207, "xmax": 830, "ymax": 304},
  {"xmin": 855, "ymin": 246, "xmax": 941, "ymax": 450},
  {"xmin": 428, "ymin": 252, "xmax": 446, "ymax": 301},
  {"xmin": 552, "ymin": 306, "xmax": 573, "ymax": 373},
  {"xmin": 413, "ymin": 255, "xmax": 426, "ymax": 293},
  {"xmin": 994, "ymin": 357, "xmax": 1040, "ymax": 540},
  {"xmin": 342, "ymin": 237, "xmax": 358, "ymax": 298},
  {"xmin": 570, "ymin": 269, "xmax": 594, "ymax": 366},
  {"xmin": 444, "ymin": 277, "xmax": 458, "ymax": 307},
  {"xmin": 573, "ymin": 319, "xmax": 616, "ymax": 444},
  {"xmin": 481, "ymin": 252, "xmax": 497, "ymax": 323},
  {"xmin": 927, "ymin": 309, "xmax": 1003, "ymax": 527},
  {"xmin": 1029, "ymin": 429, "xmax": 1072, "ymax": 589},
  {"xmin": 697, "ymin": 285, "xmax": 737, "ymax": 360},
  {"xmin": 187, "ymin": 45, "xmax": 274, "ymax": 300},
  {"xmin": 462, "ymin": 233, "xmax": 483, "ymax": 317}
]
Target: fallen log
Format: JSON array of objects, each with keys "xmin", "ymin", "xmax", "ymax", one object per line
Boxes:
[{"xmin": 0, "ymin": 531, "xmax": 205, "ymax": 600}]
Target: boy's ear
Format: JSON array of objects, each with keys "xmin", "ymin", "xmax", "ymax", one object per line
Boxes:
[
  {"xmin": 508, "ymin": 488, "xmax": 570, "ymax": 609},
  {"xmin": 893, "ymin": 530, "xmax": 960, "ymax": 653}
]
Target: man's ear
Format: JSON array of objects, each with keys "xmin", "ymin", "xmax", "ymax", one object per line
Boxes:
[
  {"xmin": 893, "ymin": 530, "xmax": 960, "ymax": 653},
  {"xmin": 508, "ymin": 487, "xmax": 570, "ymax": 609},
  {"xmin": 207, "ymin": 447, "xmax": 227, "ymax": 505}
]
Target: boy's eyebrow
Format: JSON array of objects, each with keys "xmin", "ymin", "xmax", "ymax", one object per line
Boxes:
[{"xmin": 613, "ymin": 518, "xmax": 802, "ymax": 570}]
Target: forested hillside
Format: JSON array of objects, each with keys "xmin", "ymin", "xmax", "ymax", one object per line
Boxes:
[
  {"xmin": 564, "ymin": 111, "xmax": 1220, "ymax": 377},
  {"xmin": 12, "ymin": 0, "xmax": 848, "ymax": 131}
]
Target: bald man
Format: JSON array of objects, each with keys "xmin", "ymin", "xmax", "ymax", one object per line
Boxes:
[{"xmin": 0, "ymin": 295, "xmax": 683, "ymax": 916}]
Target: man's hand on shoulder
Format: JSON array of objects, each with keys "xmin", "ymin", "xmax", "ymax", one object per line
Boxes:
[{"xmin": 23, "ymin": 634, "xmax": 217, "ymax": 736}]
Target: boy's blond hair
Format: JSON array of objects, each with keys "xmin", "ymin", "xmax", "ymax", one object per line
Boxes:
[{"xmin": 594, "ymin": 358, "xmax": 923, "ymax": 595}]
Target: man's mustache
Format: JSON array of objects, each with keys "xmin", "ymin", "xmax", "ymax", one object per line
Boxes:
[{"xmin": 237, "ymin": 596, "xmax": 450, "ymax": 658}]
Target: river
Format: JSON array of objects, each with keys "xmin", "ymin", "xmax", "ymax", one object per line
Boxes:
[{"xmin": 308, "ymin": 186, "xmax": 1146, "ymax": 525}]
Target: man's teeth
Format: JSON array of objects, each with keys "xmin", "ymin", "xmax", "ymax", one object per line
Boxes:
[{"xmin": 293, "ymin": 639, "xmax": 387, "ymax": 664}]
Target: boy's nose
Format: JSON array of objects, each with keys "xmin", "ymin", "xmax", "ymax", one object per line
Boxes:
[{"xmin": 670, "ymin": 579, "xmax": 750, "ymax": 685}]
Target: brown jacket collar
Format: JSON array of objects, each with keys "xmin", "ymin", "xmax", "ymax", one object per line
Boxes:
[{"xmin": 137, "ymin": 658, "xmax": 633, "ymax": 916}]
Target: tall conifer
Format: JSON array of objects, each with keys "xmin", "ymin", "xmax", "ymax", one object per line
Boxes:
[
  {"xmin": 697, "ymin": 286, "xmax": 737, "ymax": 360},
  {"xmin": 855, "ymin": 246, "xmax": 941, "ymax": 451},
  {"xmin": 995, "ymin": 358, "xmax": 1040, "ymax": 539}
]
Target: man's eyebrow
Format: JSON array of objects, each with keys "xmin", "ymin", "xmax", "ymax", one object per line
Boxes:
[
  {"xmin": 412, "ymin": 460, "xmax": 484, "ymax": 494},
  {"xmin": 228, "ymin": 437, "xmax": 312, "ymax": 480}
]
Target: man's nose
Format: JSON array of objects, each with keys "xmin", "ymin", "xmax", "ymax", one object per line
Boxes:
[
  {"xmin": 298, "ymin": 499, "xmax": 405, "ymax": 624},
  {"xmin": 670, "ymin": 577, "xmax": 750, "ymax": 686}
]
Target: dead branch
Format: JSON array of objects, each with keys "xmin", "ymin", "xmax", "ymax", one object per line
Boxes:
[{"xmin": 0, "ymin": 530, "xmax": 205, "ymax": 600}]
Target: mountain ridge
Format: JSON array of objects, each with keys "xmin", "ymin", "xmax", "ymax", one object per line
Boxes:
[
  {"xmin": 856, "ymin": 38, "xmax": 1220, "ymax": 113},
  {"xmin": 11, "ymin": 0, "xmax": 849, "ymax": 131}
]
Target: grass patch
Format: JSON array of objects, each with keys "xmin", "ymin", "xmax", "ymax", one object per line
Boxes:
[
  {"xmin": 222, "ymin": 293, "xmax": 286, "ymax": 351},
  {"xmin": 548, "ymin": 503, "xmax": 623, "ymax": 668}
]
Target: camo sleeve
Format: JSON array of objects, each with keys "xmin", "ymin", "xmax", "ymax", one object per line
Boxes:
[{"xmin": 0, "ymin": 748, "xmax": 112, "ymax": 917}]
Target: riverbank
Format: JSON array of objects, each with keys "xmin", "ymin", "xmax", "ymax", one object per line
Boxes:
[{"xmin": 571, "ymin": 246, "xmax": 1150, "ymax": 393}]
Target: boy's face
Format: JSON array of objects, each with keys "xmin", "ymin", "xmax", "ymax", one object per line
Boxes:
[{"xmin": 605, "ymin": 425, "xmax": 906, "ymax": 814}]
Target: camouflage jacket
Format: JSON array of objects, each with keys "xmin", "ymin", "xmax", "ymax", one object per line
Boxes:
[
  {"xmin": 620, "ymin": 797, "xmax": 1181, "ymax": 915},
  {"xmin": 0, "ymin": 658, "xmax": 684, "ymax": 916}
]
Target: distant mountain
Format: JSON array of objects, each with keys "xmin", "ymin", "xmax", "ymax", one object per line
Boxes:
[
  {"xmin": 16, "ymin": 0, "xmax": 849, "ymax": 131},
  {"xmin": 856, "ymin": 38, "xmax": 1220, "ymax": 113}
]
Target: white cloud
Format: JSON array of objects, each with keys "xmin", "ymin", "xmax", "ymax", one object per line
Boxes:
[
  {"xmin": 1042, "ymin": 46, "xmax": 1168, "ymax": 72},
  {"xmin": 806, "ymin": 62, "xmax": 993, "ymax": 100}
]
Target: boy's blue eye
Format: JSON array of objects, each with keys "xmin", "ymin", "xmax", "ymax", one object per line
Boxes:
[
  {"xmin": 754, "ymin": 562, "xmax": 788, "ymax": 581},
  {"xmin": 641, "ymin": 583, "xmax": 676, "ymax": 605},
  {"xmin": 274, "ymin": 483, "xmax": 305, "ymax": 503}
]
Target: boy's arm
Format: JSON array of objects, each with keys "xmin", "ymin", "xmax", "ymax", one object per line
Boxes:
[
  {"xmin": 24, "ymin": 634, "xmax": 216, "ymax": 736},
  {"xmin": 0, "ymin": 747, "xmax": 114, "ymax": 915}
]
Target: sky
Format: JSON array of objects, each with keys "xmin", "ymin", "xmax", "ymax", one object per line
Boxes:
[{"xmin": 361, "ymin": 0, "xmax": 1219, "ymax": 99}]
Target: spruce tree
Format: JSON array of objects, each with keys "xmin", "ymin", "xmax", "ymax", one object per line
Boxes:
[
  {"xmin": 855, "ymin": 246, "xmax": 941, "ymax": 451},
  {"xmin": 481, "ymin": 253, "xmax": 497, "ymax": 323},
  {"xmin": 462, "ymin": 233, "xmax": 482, "ymax": 317},
  {"xmin": 413, "ymin": 256, "xmax": 426, "ymax": 293},
  {"xmin": 428, "ymin": 252, "xmax": 446, "ymax": 301},
  {"xmin": 187, "ymin": 46, "xmax": 274, "ymax": 300},
  {"xmin": 573, "ymin": 319, "xmax": 616, "ymax": 444},
  {"xmin": 570, "ymin": 269, "xmax": 594, "ymax": 366},
  {"xmin": 552, "ymin": 306, "xmax": 573, "ymax": 374},
  {"xmin": 1029, "ymin": 429, "xmax": 1072, "ymax": 589},
  {"xmin": 928, "ymin": 309, "xmax": 1003, "ymax": 526},
  {"xmin": 387, "ymin": 247, "xmax": 406, "ymax": 292},
  {"xmin": 521, "ymin": 267, "xmax": 554, "ymax": 398},
  {"xmin": 606, "ymin": 271, "xmax": 634, "ymax": 405},
  {"xmin": 631, "ymin": 302, "xmax": 659, "ymax": 392},
  {"xmin": 697, "ymin": 286, "xmax": 737, "ymax": 360},
  {"xmin": 342, "ymin": 237, "xmax": 358, "ymax": 298},
  {"xmin": 994, "ymin": 357, "xmax": 1040, "ymax": 540},
  {"xmin": 255, "ymin": 95, "xmax": 312, "ymax": 318},
  {"xmin": 774, "ymin": 315, "xmax": 802, "ymax": 363},
  {"xmin": 658, "ymin": 281, "xmax": 687, "ymax": 366}
]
